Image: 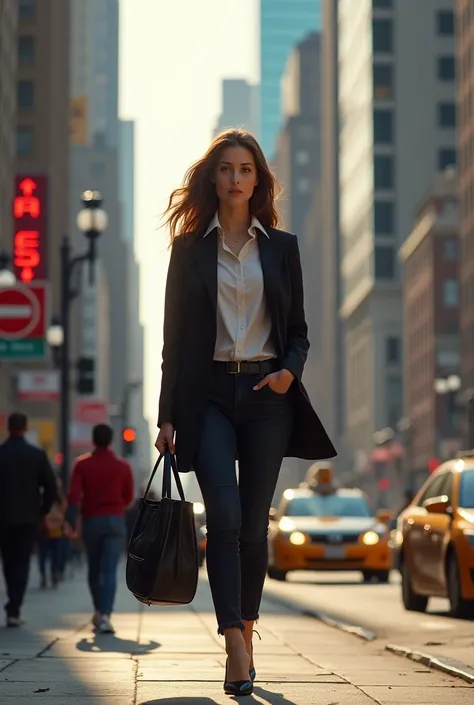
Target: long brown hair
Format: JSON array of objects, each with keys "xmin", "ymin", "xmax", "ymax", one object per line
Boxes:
[{"xmin": 163, "ymin": 129, "xmax": 280, "ymax": 242}]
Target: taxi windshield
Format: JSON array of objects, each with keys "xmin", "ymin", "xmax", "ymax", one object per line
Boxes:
[
  {"xmin": 459, "ymin": 470, "xmax": 474, "ymax": 508},
  {"xmin": 285, "ymin": 494, "xmax": 372, "ymax": 518}
]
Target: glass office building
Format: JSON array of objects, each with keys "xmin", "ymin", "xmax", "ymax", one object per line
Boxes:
[{"xmin": 260, "ymin": 0, "xmax": 321, "ymax": 158}]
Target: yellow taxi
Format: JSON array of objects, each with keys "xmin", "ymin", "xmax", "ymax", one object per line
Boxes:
[
  {"xmin": 267, "ymin": 464, "xmax": 391, "ymax": 583},
  {"xmin": 393, "ymin": 452, "xmax": 474, "ymax": 617}
]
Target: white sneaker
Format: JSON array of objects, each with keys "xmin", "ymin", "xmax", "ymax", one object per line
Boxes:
[
  {"xmin": 98, "ymin": 616, "xmax": 115, "ymax": 634},
  {"xmin": 6, "ymin": 616, "xmax": 25, "ymax": 628}
]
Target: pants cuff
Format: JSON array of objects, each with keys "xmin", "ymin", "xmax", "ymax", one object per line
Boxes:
[
  {"xmin": 217, "ymin": 620, "xmax": 245, "ymax": 636},
  {"xmin": 242, "ymin": 613, "xmax": 259, "ymax": 622}
]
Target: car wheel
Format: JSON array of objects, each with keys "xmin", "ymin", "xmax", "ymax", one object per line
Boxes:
[
  {"xmin": 447, "ymin": 553, "xmax": 474, "ymax": 618},
  {"xmin": 401, "ymin": 560, "xmax": 428, "ymax": 612},
  {"xmin": 267, "ymin": 566, "xmax": 287, "ymax": 581},
  {"xmin": 362, "ymin": 571, "xmax": 373, "ymax": 583},
  {"xmin": 375, "ymin": 570, "xmax": 390, "ymax": 584}
]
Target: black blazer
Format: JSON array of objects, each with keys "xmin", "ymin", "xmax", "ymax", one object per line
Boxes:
[
  {"xmin": 158, "ymin": 226, "xmax": 337, "ymax": 473},
  {"xmin": 0, "ymin": 436, "xmax": 57, "ymax": 526}
]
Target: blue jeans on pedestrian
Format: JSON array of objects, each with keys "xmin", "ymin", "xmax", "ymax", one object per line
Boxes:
[
  {"xmin": 82, "ymin": 516, "xmax": 125, "ymax": 615},
  {"xmin": 38, "ymin": 538, "xmax": 62, "ymax": 582},
  {"xmin": 194, "ymin": 364, "xmax": 293, "ymax": 635}
]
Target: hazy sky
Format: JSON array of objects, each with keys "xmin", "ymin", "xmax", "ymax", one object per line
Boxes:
[{"xmin": 118, "ymin": 0, "xmax": 259, "ymax": 432}]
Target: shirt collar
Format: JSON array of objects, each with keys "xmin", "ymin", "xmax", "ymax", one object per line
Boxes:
[{"xmin": 203, "ymin": 212, "xmax": 269, "ymax": 239}]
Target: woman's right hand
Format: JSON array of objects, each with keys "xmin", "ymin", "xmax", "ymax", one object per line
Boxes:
[{"xmin": 155, "ymin": 422, "xmax": 175, "ymax": 455}]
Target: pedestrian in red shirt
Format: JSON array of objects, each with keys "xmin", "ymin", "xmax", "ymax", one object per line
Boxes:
[{"xmin": 67, "ymin": 424, "xmax": 134, "ymax": 634}]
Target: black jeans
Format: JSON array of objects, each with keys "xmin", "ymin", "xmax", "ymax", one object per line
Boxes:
[
  {"xmin": 194, "ymin": 365, "xmax": 293, "ymax": 634},
  {"xmin": 0, "ymin": 524, "xmax": 36, "ymax": 618}
]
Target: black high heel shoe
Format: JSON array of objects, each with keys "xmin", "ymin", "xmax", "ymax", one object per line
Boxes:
[{"xmin": 224, "ymin": 659, "xmax": 253, "ymax": 696}]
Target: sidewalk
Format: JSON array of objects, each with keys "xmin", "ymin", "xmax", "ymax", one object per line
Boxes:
[{"xmin": 0, "ymin": 564, "xmax": 472, "ymax": 704}]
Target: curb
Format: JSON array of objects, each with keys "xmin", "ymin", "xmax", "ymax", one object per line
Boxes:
[
  {"xmin": 263, "ymin": 590, "xmax": 377, "ymax": 642},
  {"xmin": 386, "ymin": 643, "xmax": 474, "ymax": 685}
]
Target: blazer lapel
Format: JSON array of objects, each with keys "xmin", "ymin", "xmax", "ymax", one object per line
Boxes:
[{"xmin": 194, "ymin": 228, "xmax": 218, "ymax": 310}]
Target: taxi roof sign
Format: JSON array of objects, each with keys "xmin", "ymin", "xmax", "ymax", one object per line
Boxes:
[
  {"xmin": 301, "ymin": 461, "xmax": 337, "ymax": 494},
  {"xmin": 455, "ymin": 449, "xmax": 474, "ymax": 459}
]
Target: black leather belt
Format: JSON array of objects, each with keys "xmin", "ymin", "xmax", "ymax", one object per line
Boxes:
[{"xmin": 213, "ymin": 360, "xmax": 278, "ymax": 375}]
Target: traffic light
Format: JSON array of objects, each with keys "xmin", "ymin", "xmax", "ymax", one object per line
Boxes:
[
  {"xmin": 122, "ymin": 427, "xmax": 136, "ymax": 457},
  {"xmin": 76, "ymin": 357, "xmax": 95, "ymax": 394}
]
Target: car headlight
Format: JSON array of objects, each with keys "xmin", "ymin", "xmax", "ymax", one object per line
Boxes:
[
  {"xmin": 362, "ymin": 530, "xmax": 380, "ymax": 546},
  {"xmin": 289, "ymin": 531, "xmax": 307, "ymax": 545},
  {"xmin": 278, "ymin": 517, "xmax": 295, "ymax": 532}
]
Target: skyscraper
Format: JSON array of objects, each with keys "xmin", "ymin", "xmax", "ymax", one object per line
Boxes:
[
  {"xmin": 259, "ymin": 0, "xmax": 320, "ymax": 158},
  {"xmin": 456, "ymin": 0, "xmax": 474, "ymax": 405},
  {"xmin": 213, "ymin": 79, "xmax": 259, "ymax": 137},
  {"xmin": 338, "ymin": 0, "xmax": 456, "ymax": 469},
  {"xmin": 0, "ymin": 0, "xmax": 17, "ymax": 246}
]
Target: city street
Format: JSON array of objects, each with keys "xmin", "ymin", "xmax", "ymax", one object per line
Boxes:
[
  {"xmin": 0, "ymin": 566, "xmax": 473, "ymax": 704},
  {"xmin": 264, "ymin": 570, "xmax": 474, "ymax": 676}
]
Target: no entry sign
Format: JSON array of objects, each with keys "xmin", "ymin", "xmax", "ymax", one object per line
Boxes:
[{"xmin": 0, "ymin": 282, "xmax": 49, "ymax": 360}]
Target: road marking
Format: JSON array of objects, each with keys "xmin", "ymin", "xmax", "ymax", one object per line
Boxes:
[{"xmin": 420, "ymin": 621, "xmax": 454, "ymax": 630}]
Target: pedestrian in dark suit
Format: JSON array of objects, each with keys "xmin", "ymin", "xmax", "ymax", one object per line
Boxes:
[
  {"xmin": 155, "ymin": 128, "xmax": 336, "ymax": 695},
  {"xmin": 0, "ymin": 413, "xmax": 57, "ymax": 626}
]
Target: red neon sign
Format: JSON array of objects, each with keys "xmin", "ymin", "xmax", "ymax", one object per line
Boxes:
[{"xmin": 12, "ymin": 175, "xmax": 48, "ymax": 283}]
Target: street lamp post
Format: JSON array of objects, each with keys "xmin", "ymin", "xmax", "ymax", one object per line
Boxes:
[
  {"xmin": 396, "ymin": 417, "xmax": 414, "ymax": 492},
  {"xmin": 433, "ymin": 375, "xmax": 461, "ymax": 457},
  {"xmin": 55, "ymin": 191, "xmax": 108, "ymax": 488}
]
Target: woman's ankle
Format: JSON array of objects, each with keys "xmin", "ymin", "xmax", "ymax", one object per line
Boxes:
[{"xmin": 224, "ymin": 627, "xmax": 246, "ymax": 654}]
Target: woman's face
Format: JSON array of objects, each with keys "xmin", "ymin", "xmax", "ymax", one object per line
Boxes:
[{"xmin": 213, "ymin": 146, "xmax": 258, "ymax": 207}]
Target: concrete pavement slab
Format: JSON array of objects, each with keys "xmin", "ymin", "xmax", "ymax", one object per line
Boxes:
[
  {"xmin": 136, "ymin": 681, "xmax": 375, "ymax": 704},
  {"xmin": 0, "ymin": 681, "xmax": 135, "ymax": 697},
  {"xmin": 360, "ymin": 685, "xmax": 473, "ymax": 703}
]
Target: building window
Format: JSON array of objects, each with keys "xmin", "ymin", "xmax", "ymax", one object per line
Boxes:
[
  {"xmin": 297, "ymin": 178, "xmax": 311, "ymax": 194},
  {"xmin": 387, "ymin": 377, "xmax": 402, "ymax": 428},
  {"xmin": 374, "ymin": 201, "xmax": 394, "ymax": 234},
  {"xmin": 444, "ymin": 239, "xmax": 458, "ymax": 261},
  {"xmin": 386, "ymin": 336, "xmax": 401, "ymax": 364},
  {"xmin": 437, "ymin": 10, "xmax": 454, "ymax": 36},
  {"xmin": 438, "ymin": 102, "xmax": 456, "ymax": 128},
  {"xmin": 16, "ymin": 127, "xmax": 34, "ymax": 156},
  {"xmin": 373, "ymin": 109, "xmax": 393, "ymax": 143},
  {"xmin": 374, "ymin": 155, "xmax": 394, "ymax": 189},
  {"xmin": 443, "ymin": 279, "xmax": 459, "ymax": 307},
  {"xmin": 438, "ymin": 148, "xmax": 456, "ymax": 170},
  {"xmin": 19, "ymin": 0, "xmax": 36, "ymax": 20},
  {"xmin": 375, "ymin": 246, "xmax": 395, "ymax": 279},
  {"xmin": 17, "ymin": 80, "xmax": 34, "ymax": 108},
  {"xmin": 295, "ymin": 150, "xmax": 310, "ymax": 166},
  {"xmin": 373, "ymin": 19, "xmax": 393, "ymax": 53},
  {"xmin": 18, "ymin": 36, "xmax": 35, "ymax": 64},
  {"xmin": 437, "ymin": 56, "xmax": 455, "ymax": 81},
  {"xmin": 373, "ymin": 64, "xmax": 393, "ymax": 99}
]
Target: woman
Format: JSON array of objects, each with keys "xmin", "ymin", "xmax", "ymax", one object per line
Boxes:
[{"xmin": 156, "ymin": 129, "xmax": 336, "ymax": 695}]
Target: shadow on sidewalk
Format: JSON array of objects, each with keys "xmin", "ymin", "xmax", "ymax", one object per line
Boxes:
[
  {"xmin": 139, "ymin": 686, "xmax": 298, "ymax": 704},
  {"xmin": 76, "ymin": 633, "xmax": 160, "ymax": 655}
]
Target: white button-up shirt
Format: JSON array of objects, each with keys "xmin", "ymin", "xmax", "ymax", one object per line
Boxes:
[{"xmin": 204, "ymin": 213, "xmax": 277, "ymax": 362}]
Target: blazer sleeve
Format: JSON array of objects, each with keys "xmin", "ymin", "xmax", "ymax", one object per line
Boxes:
[
  {"xmin": 281, "ymin": 234, "xmax": 310, "ymax": 383},
  {"xmin": 157, "ymin": 237, "xmax": 185, "ymax": 427}
]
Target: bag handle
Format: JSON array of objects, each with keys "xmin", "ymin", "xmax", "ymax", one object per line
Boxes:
[{"xmin": 143, "ymin": 451, "xmax": 186, "ymax": 502}]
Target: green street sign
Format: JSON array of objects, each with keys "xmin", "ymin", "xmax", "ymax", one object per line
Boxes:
[{"xmin": 0, "ymin": 338, "xmax": 46, "ymax": 360}]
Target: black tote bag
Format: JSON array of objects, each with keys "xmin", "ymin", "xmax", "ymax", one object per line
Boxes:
[{"xmin": 126, "ymin": 451, "xmax": 199, "ymax": 606}]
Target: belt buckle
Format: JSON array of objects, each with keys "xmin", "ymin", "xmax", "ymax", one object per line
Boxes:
[{"xmin": 229, "ymin": 361, "xmax": 241, "ymax": 374}]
